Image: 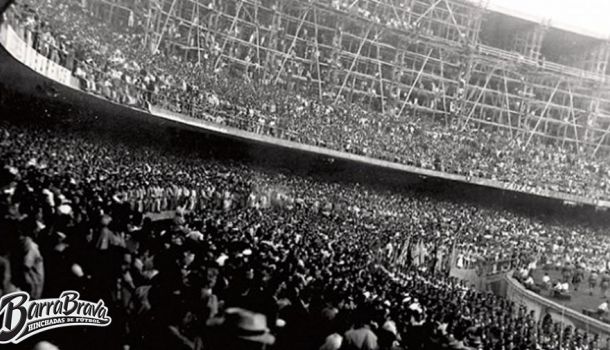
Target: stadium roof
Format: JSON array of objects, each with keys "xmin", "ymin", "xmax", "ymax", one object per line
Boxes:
[{"xmin": 467, "ymin": 0, "xmax": 610, "ymax": 40}]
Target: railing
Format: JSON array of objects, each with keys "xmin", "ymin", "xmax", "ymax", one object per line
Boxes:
[
  {"xmin": 2, "ymin": 15, "xmax": 610, "ymax": 208},
  {"xmin": 479, "ymin": 44, "xmax": 608, "ymax": 83},
  {"xmin": 0, "ymin": 22, "xmax": 79, "ymax": 89}
]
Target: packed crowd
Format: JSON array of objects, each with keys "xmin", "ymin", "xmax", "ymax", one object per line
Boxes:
[
  {"xmin": 2, "ymin": 0, "xmax": 610, "ymax": 202},
  {"xmin": 1, "ymin": 88, "xmax": 610, "ymax": 349}
]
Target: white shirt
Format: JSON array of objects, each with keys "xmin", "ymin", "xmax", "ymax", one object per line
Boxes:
[{"xmin": 520, "ymin": 268, "xmax": 529, "ymax": 278}]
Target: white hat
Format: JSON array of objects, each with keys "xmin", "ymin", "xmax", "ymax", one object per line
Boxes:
[
  {"xmin": 186, "ymin": 230, "xmax": 204, "ymax": 241},
  {"xmin": 409, "ymin": 302, "xmax": 423, "ymax": 314},
  {"xmin": 32, "ymin": 341, "xmax": 60, "ymax": 350},
  {"xmin": 71, "ymin": 263, "xmax": 84, "ymax": 278},
  {"xmin": 57, "ymin": 204, "xmax": 72, "ymax": 216},
  {"xmin": 216, "ymin": 254, "xmax": 229, "ymax": 267},
  {"xmin": 382, "ymin": 320, "xmax": 398, "ymax": 336}
]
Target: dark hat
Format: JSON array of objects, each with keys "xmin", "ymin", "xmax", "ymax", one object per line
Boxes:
[{"xmin": 207, "ymin": 308, "xmax": 275, "ymax": 345}]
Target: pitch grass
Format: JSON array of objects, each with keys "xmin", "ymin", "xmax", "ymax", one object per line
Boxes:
[{"xmin": 531, "ymin": 269, "xmax": 609, "ymax": 315}]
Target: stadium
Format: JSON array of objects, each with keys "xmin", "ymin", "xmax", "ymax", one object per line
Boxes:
[{"xmin": 1, "ymin": 0, "xmax": 610, "ymax": 349}]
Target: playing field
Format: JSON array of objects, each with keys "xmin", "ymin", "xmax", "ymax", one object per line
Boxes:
[{"xmin": 531, "ymin": 269, "xmax": 609, "ymax": 315}]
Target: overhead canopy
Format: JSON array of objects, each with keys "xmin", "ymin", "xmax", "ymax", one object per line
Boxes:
[{"xmin": 466, "ymin": 0, "xmax": 610, "ymax": 41}]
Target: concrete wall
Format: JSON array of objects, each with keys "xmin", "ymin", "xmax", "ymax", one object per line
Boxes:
[{"xmin": 505, "ymin": 272, "xmax": 610, "ymax": 336}]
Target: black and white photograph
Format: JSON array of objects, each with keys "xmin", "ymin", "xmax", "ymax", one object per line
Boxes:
[{"xmin": 1, "ymin": 0, "xmax": 610, "ymax": 349}]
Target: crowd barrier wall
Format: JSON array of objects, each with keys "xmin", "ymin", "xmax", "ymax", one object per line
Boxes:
[
  {"xmin": 449, "ymin": 267, "xmax": 484, "ymax": 289},
  {"xmin": 448, "ymin": 256, "xmax": 516, "ymax": 294},
  {"xmin": 0, "ymin": 23, "xmax": 79, "ymax": 89},
  {"xmin": 0, "ymin": 22, "xmax": 609, "ymax": 210},
  {"xmin": 505, "ymin": 272, "xmax": 610, "ymax": 336},
  {"xmin": 147, "ymin": 104, "xmax": 610, "ymax": 208}
]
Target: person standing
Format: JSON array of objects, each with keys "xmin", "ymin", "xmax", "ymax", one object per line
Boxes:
[
  {"xmin": 602, "ymin": 273, "xmax": 610, "ymax": 298},
  {"xmin": 343, "ymin": 308, "xmax": 379, "ymax": 350},
  {"xmin": 589, "ymin": 271, "xmax": 599, "ymax": 296}
]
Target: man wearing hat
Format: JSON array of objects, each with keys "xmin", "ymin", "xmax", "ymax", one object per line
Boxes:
[
  {"xmin": 207, "ymin": 307, "xmax": 275, "ymax": 350},
  {"xmin": 343, "ymin": 305, "xmax": 379, "ymax": 350},
  {"xmin": 378, "ymin": 320, "xmax": 402, "ymax": 350}
]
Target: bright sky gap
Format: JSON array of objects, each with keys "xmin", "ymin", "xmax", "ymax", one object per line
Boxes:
[{"xmin": 467, "ymin": 0, "xmax": 610, "ymax": 39}]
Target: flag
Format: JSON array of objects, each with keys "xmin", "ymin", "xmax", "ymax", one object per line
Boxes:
[
  {"xmin": 418, "ymin": 241, "xmax": 428, "ymax": 267},
  {"xmin": 385, "ymin": 242, "xmax": 394, "ymax": 262},
  {"xmin": 428, "ymin": 242, "xmax": 438, "ymax": 272},
  {"xmin": 397, "ymin": 235, "xmax": 411, "ymax": 267},
  {"xmin": 411, "ymin": 239, "xmax": 421, "ymax": 267},
  {"xmin": 446, "ymin": 239, "xmax": 457, "ymax": 274},
  {"xmin": 430, "ymin": 241, "xmax": 445, "ymax": 274},
  {"xmin": 435, "ymin": 248, "xmax": 444, "ymax": 273},
  {"xmin": 406, "ymin": 238, "xmax": 414, "ymax": 267}
]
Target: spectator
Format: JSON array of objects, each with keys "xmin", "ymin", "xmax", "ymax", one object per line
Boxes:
[
  {"xmin": 598, "ymin": 300, "xmax": 609, "ymax": 316},
  {"xmin": 542, "ymin": 272, "xmax": 551, "ymax": 289},
  {"xmin": 207, "ymin": 308, "xmax": 275, "ymax": 350}
]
